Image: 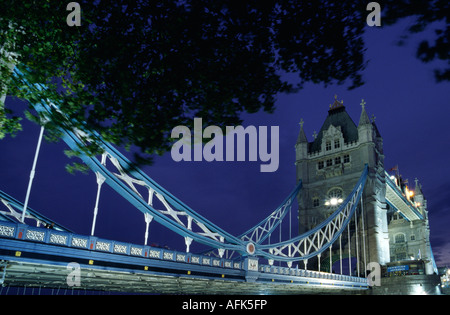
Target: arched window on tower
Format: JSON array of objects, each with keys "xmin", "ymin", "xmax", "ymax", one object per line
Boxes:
[{"xmin": 395, "ymin": 233, "xmax": 406, "ymax": 244}]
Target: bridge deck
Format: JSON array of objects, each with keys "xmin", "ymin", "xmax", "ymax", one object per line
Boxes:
[
  {"xmin": 385, "ymin": 173, "xmax": 423, "ymax": 221},
  {"xmin": 1, "ymin": 260, "xmax": 367, "ymax": 295},
  {"xmin": 0, "ymin": 221, "xmax": 368, "ymax": 294}
]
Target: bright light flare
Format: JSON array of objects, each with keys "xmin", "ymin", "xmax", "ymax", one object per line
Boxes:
[{"xmin": 325, "ymin": 198, "xmax": 343, "ymax": 207}]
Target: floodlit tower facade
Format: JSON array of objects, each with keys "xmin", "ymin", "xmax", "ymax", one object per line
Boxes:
[{"xmin": 295, "ymin": 96, "xmax": 390, "ymax": 267}]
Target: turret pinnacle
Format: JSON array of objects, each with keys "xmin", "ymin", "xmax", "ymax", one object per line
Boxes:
[
  {"xmin": 414, "ymin": 178, "xmax": 423, "ymax": 196},
  {"xmin": 297, "ymin": 118, "xmax": 308, "ymax": 143},
  {"xmin": 358, "ymin": 99, "xmax": 371, "ymax": 126}
]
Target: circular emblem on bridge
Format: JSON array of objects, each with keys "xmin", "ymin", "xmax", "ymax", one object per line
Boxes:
[{"xmin": 246, "ymin": 242, "xmax": 256, "ymax": 255}]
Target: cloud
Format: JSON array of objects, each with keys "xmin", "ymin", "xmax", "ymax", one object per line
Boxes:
[{"xmin": 431, "ymin": 240, "xmax": 450, "ymax": 267}]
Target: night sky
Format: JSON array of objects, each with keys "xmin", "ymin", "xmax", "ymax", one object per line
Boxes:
[{"xmin": 1, "ymin": 17, "xmax": 449, "ymax": 267}]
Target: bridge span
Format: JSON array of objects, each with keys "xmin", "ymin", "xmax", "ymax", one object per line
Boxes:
[
  {"xmin": 0, "ymin": 220, "xmax": 368, "ymax": 294},
  {"xmin": 1, "ymin": 68, "xmax": 436, "ymax": 295}
]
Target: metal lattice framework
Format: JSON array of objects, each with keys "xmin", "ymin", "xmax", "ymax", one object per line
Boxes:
[
  {"xmin": 0, "ymin": 190, "xmax": 71, "ymax": 232},
  {"xmin": 256, "ymin": 166, "xmax": 367, "ymax": 262},
  {"xmin": 204, "ymin": 180, "xmax": 302, "ymax": 259},
  {"xmin": 6, "ymin": 68, "xmax": 369, "ymax": 264},
  {"xmin": 240, "ymin": 181, "xmax": 302, "ymax": 245}
]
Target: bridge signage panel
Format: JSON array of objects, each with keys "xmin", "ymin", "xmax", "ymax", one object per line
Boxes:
[{"xmin": 387, "ymin": 265, "xmax": 409, "ymax": 273}]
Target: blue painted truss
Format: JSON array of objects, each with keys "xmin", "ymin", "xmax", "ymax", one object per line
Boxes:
[{"xmin": 8, "ymin": 67, "xmax": 368, "ymax": 264}]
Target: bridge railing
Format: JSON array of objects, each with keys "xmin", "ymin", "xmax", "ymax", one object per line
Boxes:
[{"xmin": 0, "ymin": 220, "xmax": 241, "ymax": 270}]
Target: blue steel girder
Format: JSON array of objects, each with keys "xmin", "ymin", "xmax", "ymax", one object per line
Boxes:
[
  {"xmin": 239, "ymin": 180, "xmax": 302, "ymax": 245},
  {"xmin": 0, "ymin": 189, "xmax": 72, "ymax": 232},
  {"xmin": 255, "ymin": 165, "xmax": 368, "ymax": 262},
  {"xmin": 47, "ymin": 116, "xmax": 247, "ymax": 253},
  {"xmin": 13, "ymin": 68, "xmax": 287, "ymax": 256},
  {"xmin": 202, "ymin": 179, "xmax": 301, "ymax": 259}
]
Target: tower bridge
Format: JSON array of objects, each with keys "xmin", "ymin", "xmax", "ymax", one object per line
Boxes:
[
  {"xmin": 295, "ymin": 96, "xmax": 439, "ymax": 294},
  {"xmin": 0, "ymin": 69, "xmax": 439, "ymax": 294}
]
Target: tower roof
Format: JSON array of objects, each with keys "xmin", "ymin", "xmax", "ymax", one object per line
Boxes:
[{"xmin": 309, "ymin": 97, "xmax": 358, "ymax": 153}]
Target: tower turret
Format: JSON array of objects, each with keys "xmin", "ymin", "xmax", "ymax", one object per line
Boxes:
[
  {"xmin": 295, "ymin": 118, "xmax": 308, "ymax": 160},
  {"xmin": 357, "ymin": 99, "xmax": 374, "ymax": 143}
]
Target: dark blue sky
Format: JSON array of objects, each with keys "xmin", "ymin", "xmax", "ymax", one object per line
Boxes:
[{"xmin": 1, "ymin": 18, "xmax": 449, "ymax": 266}]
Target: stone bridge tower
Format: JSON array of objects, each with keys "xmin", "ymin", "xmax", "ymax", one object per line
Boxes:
[{"xmin": 295, "ymin": 96, "xmax": 390, "ymax": 267}]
